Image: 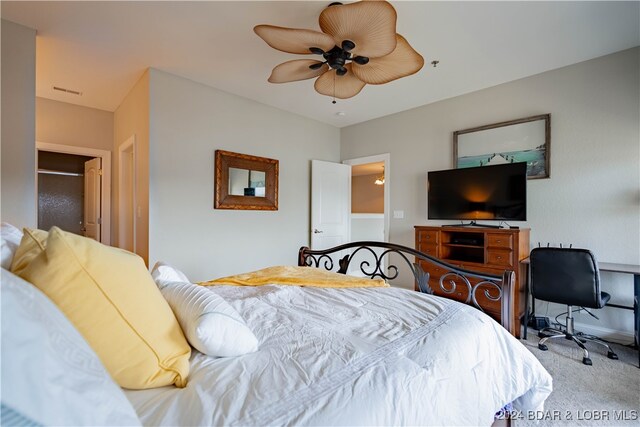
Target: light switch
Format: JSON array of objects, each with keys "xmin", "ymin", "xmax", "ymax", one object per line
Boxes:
[{"xmin": 393, "ymin": 210, "xmax": 404, "ymax": 219}]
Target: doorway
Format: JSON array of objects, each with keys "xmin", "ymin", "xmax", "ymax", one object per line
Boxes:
[
  {"xmin": 36, "ymin": 142, "xmax": 111, "ymax": 244},
  {"xmin": 343, "ymin": 153, "xmax": 390, "ymax": 243},
  {"xmin": 118, "ymin": 136, "xmax": 136, "ymax": 253},
  {"xmin": 343, "ymin": 154, "xmax": 390, "ymax": 276}
]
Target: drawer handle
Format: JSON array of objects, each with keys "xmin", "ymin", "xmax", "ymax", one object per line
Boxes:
[
  {"xmin": 497, "ymin": 256, "xmax": 502, "ymax": 260},
  {"xmin": 496, "ymin": 240, "xmax": 502, "ymax": 243}
]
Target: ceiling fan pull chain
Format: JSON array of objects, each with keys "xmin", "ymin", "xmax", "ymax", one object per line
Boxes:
[{"xmin": 332, "ymin": 72, "xmax": 337, "ymax": 104}]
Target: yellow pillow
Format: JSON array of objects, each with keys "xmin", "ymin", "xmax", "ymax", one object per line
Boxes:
[
  {"xmin": 13, "ymin": 227, "xmax": 191, "ymax": 389},
  {"xmin": 9, "ymin": 228, "xmax": 48, "ymax": 276}
]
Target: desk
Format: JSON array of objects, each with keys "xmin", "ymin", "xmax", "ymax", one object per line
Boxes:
[{"xmin": 521, "ymin": 258, "xmax": 640, "ymax": 367}]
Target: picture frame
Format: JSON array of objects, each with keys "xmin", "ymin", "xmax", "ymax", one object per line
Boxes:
[
  {"xmin": 453, "ymin": 114, "xmax": 550, "ymax": 179},
  {"xmin": 214, "ymin": 150, "xmax": 278, "ymax": 210}
]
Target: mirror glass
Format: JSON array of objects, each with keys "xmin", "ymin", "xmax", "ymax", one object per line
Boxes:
[{"xmin": 228, "ymin": 168, "xmax": 266, "ymax": 197}]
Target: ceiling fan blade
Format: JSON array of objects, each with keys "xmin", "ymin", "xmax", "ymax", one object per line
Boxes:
[
  {"xmin": 254, "ymin": 25, "xmax": 336, "ymax": 55},
  {"xmin": 351, "ymin": 34, "xmax": 424, "ymax": 85},
  {"xmin": 314, "ymin": 64, "xmax": 366, "ymax": 99},
  {"xmin": 319, "ymin": 1, "xmax": 397, "ymax": 58},
  {"xmin": 268, "ymin": 60, "xmax": 329, "ymax": 83}
]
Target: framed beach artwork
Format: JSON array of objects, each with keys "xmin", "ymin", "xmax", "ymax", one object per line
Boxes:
[{"xmin": 453, "ymin": 114, "xmax": 550, "ymax": 179}]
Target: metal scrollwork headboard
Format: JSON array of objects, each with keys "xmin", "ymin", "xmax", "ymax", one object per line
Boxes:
[{"xmin": 298, "ymin": 241, "xmax": 516, "ymax": 336}]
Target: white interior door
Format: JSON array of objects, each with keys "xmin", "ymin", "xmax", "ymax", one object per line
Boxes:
[
  {"xmin": 83, "ymin": 157, "xmax": 102, "ymax": 241},
  {"xmin": 311, "ymin": 160, "xmax": 351, "ymax": 249}
]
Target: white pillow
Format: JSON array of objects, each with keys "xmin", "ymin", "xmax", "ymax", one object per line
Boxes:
[
  {"xmin": 0, "ymin": 268, "xmax": 141, "ymax": 426},
  {"xmin": 150, "ymin": 261, "xmax": 191, "ymax": 287},
  {"xmin": 151, "ymin": 262, "xmax": 259, "ymax": 357},
  {"xmin": 1, "ymin": 223, "xmax": 23, "ymax": 269}
]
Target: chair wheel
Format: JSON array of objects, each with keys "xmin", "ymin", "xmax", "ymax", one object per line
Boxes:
[
  {"xmin": 607, "ymin": 351, "xmax": 619, "ymax": 360},
  {"xmin": 583, "ymin": 357, "xmax": 592, "ymax": 365},
  {"xmin": 538, "ymin": 343, "xmax": 548, "ymax": 351}
]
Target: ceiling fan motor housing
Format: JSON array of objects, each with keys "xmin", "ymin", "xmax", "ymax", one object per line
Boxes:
[{"xmin": 309, "ymin": 43, "xmax": 369, "ymax": 76}]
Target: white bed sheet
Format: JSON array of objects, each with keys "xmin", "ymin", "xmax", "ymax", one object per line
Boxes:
[{"xmin": 125, "ymin": 285, "xmax": 552, "ymax": 426}]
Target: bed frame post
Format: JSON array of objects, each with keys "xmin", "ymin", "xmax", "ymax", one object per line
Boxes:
[
  {"xmin": 298, "ymin": 246, "xmax": 310, "ymax": 267},
  {"xmin": 501, "ymin": 270, "xmax": 516, "ymax": 336}
]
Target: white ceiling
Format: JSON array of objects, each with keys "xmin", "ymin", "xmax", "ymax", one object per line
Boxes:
[{"xmin": 2, "ymin": 1, "xmax": 638, "ymax": 128}]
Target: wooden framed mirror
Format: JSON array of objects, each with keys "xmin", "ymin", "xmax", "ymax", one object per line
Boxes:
[{"xmin": 214, "ymin": 150, "xmax": 279, "ymax": 210}]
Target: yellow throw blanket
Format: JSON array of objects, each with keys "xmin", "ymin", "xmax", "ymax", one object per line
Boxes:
[{"xmin": 199, "ymin": 266, "xmax": 388, "ymax": 288}]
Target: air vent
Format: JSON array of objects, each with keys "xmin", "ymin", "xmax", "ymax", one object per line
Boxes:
[{"xmin": 53, "ymin": 86, "xmax": 82, "ymax": 96}]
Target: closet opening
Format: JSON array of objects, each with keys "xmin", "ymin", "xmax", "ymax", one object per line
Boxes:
[{"xmin": 36, "ymin": 142, "xmax": 111, "ymax": 244}]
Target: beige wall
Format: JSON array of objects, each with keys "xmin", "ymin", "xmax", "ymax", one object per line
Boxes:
[
  {"xmin": 1, "ymin": 20, "xmax": 36, "ymax": 228},
  {"xmin": 341, "ymin": 48, "xmax": 640, "ymax": 341},
  {"xmin": 36, "ymin": 97, "xmax": 113, "ymax": 151},
  {"xmin": 113, "ymin": 71, "xmax": 150, "ymax": 263},
  {"xmin": 352, "ymin": 174, "xmax": 384, "ymax": 213},
  {"xmin": 147, "ymin": 69, "xmax": 340, "ymax": 281}
]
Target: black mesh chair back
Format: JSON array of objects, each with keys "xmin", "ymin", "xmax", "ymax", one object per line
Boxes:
[{"xmin": 530, "ymin": 247, "xmax": 606, "ymax": 309}]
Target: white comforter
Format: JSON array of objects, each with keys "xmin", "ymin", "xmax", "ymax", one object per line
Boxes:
[{"xmin": 125, "ymin": 285, "xmax": 552, "ymax": 426}]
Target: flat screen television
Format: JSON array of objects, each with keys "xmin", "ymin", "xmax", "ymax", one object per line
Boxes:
[{"xmin": 428, "ymin": 162, "xmax": 527, "ymax": 221}]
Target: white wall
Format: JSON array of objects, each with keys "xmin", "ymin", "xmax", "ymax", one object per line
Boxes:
[
  {"xmin": 148, "ymin": 69, "xmax": 340, "ymax": 281},
  {"xmin": 36, "ymin": 97, "xmax": 114, "ymax": 151},
  {"xmin": 1, "ymin": 20, "xmax": 36, "ymax": 228},
  {"xmin": 113, "ymin": 71, "xmax": 150, "ymax": 263},
  {"xmin": 341, "ymin": 48, "xmax": 640, "ymax": 342}
]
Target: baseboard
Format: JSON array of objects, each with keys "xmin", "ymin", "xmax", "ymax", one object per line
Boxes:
[{"xmin": 572, "ymin": 321, "xmax": 635, "ymax": 346}]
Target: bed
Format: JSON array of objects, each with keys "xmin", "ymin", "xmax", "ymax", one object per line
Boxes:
[
  {"xmin": 1, "ymin": 225, "xmax": 552, "ymax": 426},
  {"xmin": 124, "ymin": 242, "xmax": 551, "ymax": 426}
]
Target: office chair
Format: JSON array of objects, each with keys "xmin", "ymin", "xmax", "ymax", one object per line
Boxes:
[{"xmin": 530, "ymin": 247, "xmax": 618, "ymax": 365}]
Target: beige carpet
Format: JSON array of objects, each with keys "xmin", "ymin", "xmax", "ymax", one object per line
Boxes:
[{"xmin": 519, "ymin": 329, "xmax": 639, "ymax": 426}]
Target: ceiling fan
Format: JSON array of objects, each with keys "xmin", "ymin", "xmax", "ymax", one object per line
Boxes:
[{"xmin": 254, "ymin": 0, "xmax": 424, "ymax": 103}]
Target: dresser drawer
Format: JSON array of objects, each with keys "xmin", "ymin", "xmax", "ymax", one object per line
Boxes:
[
  {"xmin": 417, "ymin": 244, "xmax": 438, "ymax": 258},
  {"xmin": 487, "ymin": 249, "xmax": 513, "ymax": 267},
  {"xmin": 417, "ymin": 230, "xmax": 439, "ymax": 245},
  {"xmin": 487, "ymin": 233, "xmax": 513, "ymax": 249}
]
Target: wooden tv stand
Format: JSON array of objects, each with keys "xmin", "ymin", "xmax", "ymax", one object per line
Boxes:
[{"xmin": 415, "ymin": 225, "xmax": 530, "ymax": 338}]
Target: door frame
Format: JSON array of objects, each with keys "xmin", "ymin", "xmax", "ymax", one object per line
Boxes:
[
  {"xmin": 118, "ymin": 135, "xmax": 137, "ymax": 253},
  {"xmin": 342, "ymin": 153, "xmax": 390, "ymax": 243},
  {"xmin": 35, "ymin": 141, "xmax": 111, "ymax": 245}
]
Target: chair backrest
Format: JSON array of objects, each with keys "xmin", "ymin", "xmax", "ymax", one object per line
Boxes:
[{"xmin": 530, "ymin": 247, "xmax": 604, "ymax": 308}]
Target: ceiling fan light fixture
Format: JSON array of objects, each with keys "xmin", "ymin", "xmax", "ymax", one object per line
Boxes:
[
  {"xmin": 353, "ymin": 56, "xmax": 369, "ymax": 65},
  {"xmin": 255, "ymin": 1, "xmax": 424, "ymax": 101},
  {"xmin": 341, "ymin": 40, "xmax": 356, "ymax": 52}
]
